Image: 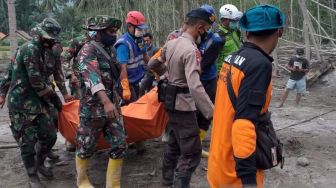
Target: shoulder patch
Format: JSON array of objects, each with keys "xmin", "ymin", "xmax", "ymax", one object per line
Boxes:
[{"xmin": 195, "ymin": 49, "xmax": 201, "ymax": 65}]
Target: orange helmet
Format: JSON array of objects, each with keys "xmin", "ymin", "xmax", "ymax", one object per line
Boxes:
[{"xmin": 126, "ymin": 11, "xmax": 148, "ymax": 29}]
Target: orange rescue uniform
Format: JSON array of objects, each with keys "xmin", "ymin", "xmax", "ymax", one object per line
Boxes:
[{"xmin": 208, "ymin": 42, "xmax": 273, "ymax": 187}]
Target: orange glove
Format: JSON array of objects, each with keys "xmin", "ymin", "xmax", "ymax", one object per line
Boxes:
[
  {"xmin": 121, "ymin": 79, "xmax": 131, "ymax": 101},
  {"xmin": 150, "ymin": 48, "xmax": 163, "ymax": 62}
]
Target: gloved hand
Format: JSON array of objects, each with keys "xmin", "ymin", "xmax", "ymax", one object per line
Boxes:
[
  {"xmin": 120, "ymin": 79, "xmax": 131, "ymax": 101},
  {"xmin": 50, "ymin": 92, "xmax": 62, "ymax": 112}
]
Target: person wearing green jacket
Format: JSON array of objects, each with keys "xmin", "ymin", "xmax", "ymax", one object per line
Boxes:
[{"xmin": 216, "ymin": 4, "xmax": 243, "ymax": 72}]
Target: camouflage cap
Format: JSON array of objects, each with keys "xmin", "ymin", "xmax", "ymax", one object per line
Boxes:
[
  {"xmin": 30, "ymin": 19, "xmax": 61, "ymax": 40},
  {"xmin": 87, "ymin": 15, "xmax": 122, "ymax": 31},
  {"xmin": 39, "ymin": 18, "xmax": 61, "ymax": 39},
  {"xmin": 82, "ymin": 17, "xmax": 93, "ymax": 30}
]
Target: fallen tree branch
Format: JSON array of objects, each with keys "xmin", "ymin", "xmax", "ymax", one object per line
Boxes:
[
  {"xmin": 278, "ymin": 64, "xmax": 290, "ymax": 73},
  {"xmin": 276, "ymin": 109, "xmax": 336, "ymax": 132},
  {"xmin": 0, "ymin": 144, "xmax": 18, "ymax": 149}
]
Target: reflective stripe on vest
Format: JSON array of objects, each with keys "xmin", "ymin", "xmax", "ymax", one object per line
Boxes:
[{"xmin": 115, "ymin": 33, "xmax": 145, "ymax": 83}]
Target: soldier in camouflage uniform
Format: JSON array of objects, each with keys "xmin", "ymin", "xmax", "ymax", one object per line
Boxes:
[
  {"xmin": 75, "ymin": 16, "xmax": 127, "ymax": 188},
  {"xmin": 61, "ymin": 33, "xmax": 90, "ymax": 98},
  {"xmin": 0, "ymin": 57, "xmax": 14, "ymax": 108},
  {"xmin": 61, "ymin": 17, "xmax": 96, "ymax": 99},
  {"xmin": 6, "ymin": 18, "xmax": 64, "ymax": 188}
]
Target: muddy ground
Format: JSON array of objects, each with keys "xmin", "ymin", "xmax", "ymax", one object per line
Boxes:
[{"xmin": 0, "ymin": 70, "xmax": 335, "ymax": 188}]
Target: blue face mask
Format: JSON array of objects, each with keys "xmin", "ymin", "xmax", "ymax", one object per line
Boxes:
[
  {"xmin": 100, "ymin": 31, "xmax": 117, "ymax": 46},
  {"xmin": 229, "ymin": 21, "xmax": 239, "ymax": 30},
  {"xmin": 89, "ymin": 31, "xmax": 96, "ymax": 38}
]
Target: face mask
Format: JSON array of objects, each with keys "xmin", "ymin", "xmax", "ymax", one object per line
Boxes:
[
  {"xmin": 100, "ymin": 31, "xmax": 117, "ymax": 46},
  {"xmin": 89, "ymin": 31, "xmax": 97, "ymax": 39},
  {"xmin": 52, "ymin": 44, "xmax": 62, "ymax": 56},
  {"xmin": 196, "ymin": 35, "xmax": 202, "ymax": 45},
  {"xmin": 134, "ymin": 28, "xmax": 144, "ymax": 38},
  {"xmin": 44, "ymin": 39, "xmax": 56, "ymax": 49},
  {"xmin": 229, "ymin": 21, "xmax": 239, "ymax": 30},
  {"xmin": 200, "ymin": 30, "xmax": 209, "ymax": 41}
]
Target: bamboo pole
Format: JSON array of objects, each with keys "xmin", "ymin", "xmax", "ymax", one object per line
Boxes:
[
  {"xmin": 287, "ymin": 27, "xmax": 336, "ymax": 43},
  {"xmin": 299, "ymin": 0, "xmax": 322, "ymax": 61},
  {"xmin": 306, "ymin": 9, "xmax": 336, "ymax": 47},
  {"xmin": 303, "ymin": 21, "xmax": 311, "ymax": 60},
  {"xmin": 311, "ymin": 0, "xmax": 336, "ymax": 14},
  {"xmin": 317, "ymin": 0, "xmax": 321, "ymax": 44},
  {"xmin": 291, "ymin": 0, "xmax": 294, "ymax": 41},
  {"xmin": 7, "ymin": 0, "xmax": 18, "ymax": 57}
]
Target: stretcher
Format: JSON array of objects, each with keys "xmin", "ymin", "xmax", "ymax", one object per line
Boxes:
[{"xmin": 58, "ymin": 88, "xmax": 168, "ymax": 150}]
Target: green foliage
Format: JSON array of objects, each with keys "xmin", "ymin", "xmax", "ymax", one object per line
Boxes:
[
  {"xmin": 0, "ymin": 0, "xmax": 8, "ymax": 33},
  {"xmin": 0, "ymin": 46, "xmax": 10, "ymax": 51},
  {"xmin": 0, "ymin": 0, "xmax": 336, "ymax": 46}
]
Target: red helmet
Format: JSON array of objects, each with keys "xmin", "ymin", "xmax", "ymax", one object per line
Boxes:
[{"xmin": 126, "ymin": 11, "xmax": 148, "ymax": 29}]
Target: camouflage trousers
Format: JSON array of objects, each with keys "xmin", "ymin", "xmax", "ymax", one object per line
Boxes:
[
  {"xmin": 9, "ymin": 111, "xmax": 57, "ymax": 176},
  {"xmin": 76, "ymin": 116, "xmax": 127, "ymax": 159}
]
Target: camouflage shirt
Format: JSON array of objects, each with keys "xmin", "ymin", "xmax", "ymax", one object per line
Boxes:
[
  {"xmin": 78, "ymin": 41, "xmax": 121, "ymax": 118},
  {"xmin": 0, "ymin": 62, "xmax": 13, "ymax": 97},
  {"xmin": 45, "ymin": 44, "xmax": 67, "ymax": 95},
  {"xmin": 7, "ymin": 40, "xmax": 56, "ymax": 113},
  {"xmin": 62, "ymin": 34, "xmax": 89, "ymax": 78}
]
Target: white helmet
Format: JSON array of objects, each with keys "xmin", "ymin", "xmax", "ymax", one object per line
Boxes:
[{"xmin": 219, "ymin": 4, "xmax": 243, "ymax": 20}]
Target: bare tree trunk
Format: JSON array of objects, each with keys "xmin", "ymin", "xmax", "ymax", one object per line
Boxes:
[
  {"xmin": 7, "ymin": 0, "xmax": 18, "ymax": 57},
  {"xmin": 330, "ymin": 0, "xmax": 334, "ymax": 39},
  {"xmin": 272, "ymin": 47, "xmax": 279, "ymax": 77},
  {"xmin": 173, "ymin": 0, "xmax": 176, "ymax": 30},
  {"xmin": 299, "ymin": 0, "xmax": 322, "ymax": 61},
  {"xmin": 291, "ymin": 0, "xmax": 294, "ymax": 41},
  {"xmin": 317, "ymin": 0, "xmax": 321, "ymax": 45},
  {"xmin": 303, "ymin": 21, "xmax": 311, "ymax": 60}
]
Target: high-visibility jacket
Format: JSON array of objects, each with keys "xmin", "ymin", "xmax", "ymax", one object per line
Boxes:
[
  {"xmin": 216, "ymin": 25, "xmax": 242, "ymax": 73},
  {"xmin": 115, "ymin": 33, "xmax": 146, "ymax": 84},
  {"xmin": 208, "ymin": 42, "xmax": 273, "ymax": 188}
]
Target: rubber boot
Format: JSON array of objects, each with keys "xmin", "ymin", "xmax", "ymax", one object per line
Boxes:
[
  {"xmin": 173, "ymin": 171, "xmax": 192, "ymax": 188},
  {"xmin": 199, "ymin": 129, "xmax": 209, "ymax": 158},
  {"xmin": 37, "ymin": 164, "xmax": 53, "ymax": 178},
  {"xmin": 26, "ymin": 165, "xmax": 45, "ymax": 188},
  {"xmin": 35, "ymin": 143, "xmax": 53, "ymax": 178},
  {"xmin": 28, "ymin": 175, "xmax": 46, "ymax": 188},
  {"xmin": 76, "ymin": 156, "xmax": 94, "ymax": 188},
  {"xmin": 106, "ymin": 158, "xmax": 123, "ymax": 188}
]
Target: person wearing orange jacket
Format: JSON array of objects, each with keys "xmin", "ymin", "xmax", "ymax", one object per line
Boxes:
[{"xmin": 207, "ymin": 5, "xmax": 285, "ymax": 188}]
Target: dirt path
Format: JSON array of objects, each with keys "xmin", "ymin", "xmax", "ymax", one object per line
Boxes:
[{"xmin": 0, "ymin": 71, "xmax": 335, "ymax": 188}]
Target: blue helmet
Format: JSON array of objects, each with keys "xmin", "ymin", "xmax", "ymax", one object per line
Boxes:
[{"xmin": 239, "ymin": 5, "xmax": 285, "ymax": 32}]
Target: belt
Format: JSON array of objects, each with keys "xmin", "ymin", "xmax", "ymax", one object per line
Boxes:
[{"xmin": 176, "ymin": 86, "xmax": 189, "ymax": 94}]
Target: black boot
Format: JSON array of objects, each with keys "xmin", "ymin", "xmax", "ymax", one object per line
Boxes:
[
  {"xmin": 37, "ymin": 164, "xmax": 53, "ymax": 178},
  {"xmin": 35, "ymin": 142, "xmax": 53, "ymax": 178},
  {"xmin": 162, "ymin": 165, "xmax": 174, "ymax": 186},
  {"xmin": 173, "ymin": 171, "xmax": 192, "ymax": 188},
  {"xmin": 47, "ymin": 150, "xmax": 60, "ymax": 160},
  {"xmin": 162, "ymin": 156, "xmax": 178, "ymax": 186},
  {"xmin": 28, "ymin": 175, "xmax": 46, "ymax": 188}
]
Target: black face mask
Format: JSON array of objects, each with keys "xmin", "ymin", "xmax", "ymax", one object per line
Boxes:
[
  {"xmin": 199, "ymin": 30, "xmax": 208, "ymax": 41},
  {"xmin": 44, "ymin": 39, "xmax": 56, "ymax": 49},
  {"xmin": 101, "ymin": 31, "xmax": 117, "ymax": 46}
]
